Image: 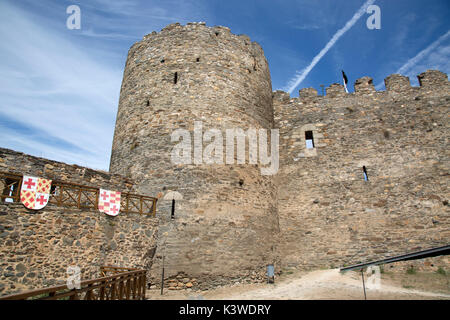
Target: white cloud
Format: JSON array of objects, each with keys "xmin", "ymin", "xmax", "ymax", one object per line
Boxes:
[
  {"xmin": 0, "ymin": 0, "xmax": 212, "ymax": 171},
  {"xmin": 0, "ymin": 1, "xmax": 122, "ymax": 170}
]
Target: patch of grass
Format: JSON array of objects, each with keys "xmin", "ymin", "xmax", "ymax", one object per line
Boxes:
[
  {"xmin": 403, "ymin": 285, "xmax": 414, "ymax": 289},
  {"xmin": 436, "ymin": 267, "xmax": 446, "ymax": 276},
  {"xmin": 28, "ymin": 290, "xmax": 70, "ymax": 300},
  {"xmin": 29, "ymin": 293, "xmax": 50, "ymax": 300},
  {"xmin": 406, "ymin": 266, "xmax": 416, "ymax": 275}
]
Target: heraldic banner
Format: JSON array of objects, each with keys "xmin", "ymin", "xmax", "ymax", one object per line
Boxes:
[
  {"xmin": 20, "ymin": 176, "xmax": 52, "ymax": 210},
  {"xmin": 98, "ymin": 189, "xmax": 121, "ymax": 216}
]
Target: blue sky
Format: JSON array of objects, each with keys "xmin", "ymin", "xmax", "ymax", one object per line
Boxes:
[{"xmin": 0, "ymin": 0, "xmax": 449, "ymax": 170}]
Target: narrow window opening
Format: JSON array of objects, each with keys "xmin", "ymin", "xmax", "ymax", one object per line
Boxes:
[
  {"xmin": 174, "ymin": 72, "xmax": 178, "ymax": 84},
  {"xmin": 363, "ymin": 166, "xmax": 369, "ymax": 181},
  {"xmin": 215, "ymin": 32, "xmax": 219, "ymax": 36},
  {"xmin": 171, "ymin": 199, "xmax": 175, "ymax": 219},
  {"xmin": 305, "ymin": 131, "xmax": 315, "ymax": 149},
  {"xmin": 160, "ymin": 59, "xmax": 165, "ymax": 63},
  {"xmin": 239, "ymin": 179, "xmax": 244, "ymax": 187},
  {"xmin": 196, "ymin": 57, "xmax": 200, "ymax": 62},
  {"xmin": 146, "ymin": 100, "xmax": 150, "ymax": 107}
]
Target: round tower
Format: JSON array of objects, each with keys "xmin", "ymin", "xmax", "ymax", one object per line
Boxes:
[{"xmin": 109, "ymin": 22, "xmax": 279, "ymax": 286}]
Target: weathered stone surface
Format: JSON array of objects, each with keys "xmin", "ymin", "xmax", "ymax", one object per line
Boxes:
[
  {"xmin": 0, "ymin": 200, "xmax": 158, "ymax": 296},
  {"xmin": 274, "ymin": 68, "xmax": 449, "ymax": 270},
  {"xmin": 109, "ymin": 22, "xmax": 279, "ymax": 286},
  {"xmin": 0, "ymin": 22, "xmax": 448, "ymax": 296},
  {"xmin": 15, "ymin": 264, "xmax": 26, "ymax": 273}
]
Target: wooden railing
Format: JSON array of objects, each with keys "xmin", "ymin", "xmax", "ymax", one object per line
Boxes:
[
  {"xmin": 100, "ymin": 266, "xmax": 139, "ymax": 277},
  {"xmin": 0, "ymin": 267, "xmax": 147, "ymax": 300},
  {"xmin": 0, "ymin": 171, "xmax": 158, "ymax": 216}
]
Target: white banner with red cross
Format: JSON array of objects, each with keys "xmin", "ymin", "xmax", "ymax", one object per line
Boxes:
[
  {"xmin": 20, "ymin": 176, "xmax": 52, "ymax": 210},
  {"xmin": 98, "ymin": 189, "xmax": 121, "ymax": 216}
]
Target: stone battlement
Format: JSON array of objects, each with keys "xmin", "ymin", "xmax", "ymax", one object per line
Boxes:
[
  {"xmin": 275, "ymin": 69, "xmax": 449, "ymax": 102},
  {"xmin": 138, "ymin": 22, "xmax": 265, "ymax": 57}
]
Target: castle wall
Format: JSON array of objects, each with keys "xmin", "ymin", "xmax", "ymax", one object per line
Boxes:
[
  {"xmin": 1, "ymin": 18, "xmax": 449, "ymax": 295},
  {"xmin": 109, "ymin": 23, "xmax": 279, "ymax": 285},
  {"xmin": 274, "ymin": 70, "xmax": 450, "ymax": 270},
  {"xmin": 0, "ymin": 148, "xmax": 158, "ymax": 296}
]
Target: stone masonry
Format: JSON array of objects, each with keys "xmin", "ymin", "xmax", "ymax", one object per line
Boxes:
[
  {"xmin": 109, "ymin": 22, "xmax": 279, "ymax": 286},
  {"xmin": 0, "ymin": 22, "xmax": 449, "ymax": 295},
  {"xmin": 0, "ymin": 148, "xmax": 158, "ymax": 296},
  {"xmin": 274, "ymin": 70, "xmax": 449, "ymax": 270}
]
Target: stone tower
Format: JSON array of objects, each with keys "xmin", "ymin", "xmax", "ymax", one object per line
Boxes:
[{"xmin": 110, "ymin": 22, "xmax": 279, "ymax": 285}]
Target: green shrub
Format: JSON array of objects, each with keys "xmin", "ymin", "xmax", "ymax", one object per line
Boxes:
[
  {"xmin": 437, "ymin": 267, "xmax": 446, "ymax": 275},
  {"xmin": 406, "ymin": 266, "xmax": 416, "ymax": 275}
]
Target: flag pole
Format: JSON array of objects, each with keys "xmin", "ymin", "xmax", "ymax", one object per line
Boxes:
[{"xmin": 342, "ymin": 70, "xmax": 349, "ymax": 93}]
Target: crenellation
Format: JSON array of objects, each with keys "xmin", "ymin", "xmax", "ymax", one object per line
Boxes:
[
  {"xmin": 418, "ymin": 69, "xmax": 449, "ymax": 88},
  {"xmin": 299, "ymin": 87, "xmax": 318, "ymax": 99},
  {"xmin": 354, "ymin": 76, "xmax": 376, "ymax": 94},
  {"xmin": 384, "ymin": 74, "xmax": 412, "ymax": 93},
  {"xmin": 161, "ymin": 22, "xmax": 182, "ymax": 32},
  {"xmin": 326, "ymin": 83, "xmax": 346, "ymax": 97},
  {"xmin": 211, "ymin": 25, "xmax": 231, "ymax": 37},
  {"xmin": 238, "ymin": 34, "xmax": 251, "ymax": 44},
  {"xmin": 272, "ymin": 90, "xmax": 290, "ymax": 102}
]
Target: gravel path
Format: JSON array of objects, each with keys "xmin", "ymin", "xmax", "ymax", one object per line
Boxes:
[{"xmin": 147, "ymin": 269, "xmax": 450, "ymax": 300}]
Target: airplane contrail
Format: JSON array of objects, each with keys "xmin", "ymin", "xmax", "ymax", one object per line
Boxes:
[
  {"xmin": 285, "ymin": 0, "xmax": 376, "ymax": 94},
  {"xmin": 375, "ymin": 30, "xmax": 450, "ymax": 89}
]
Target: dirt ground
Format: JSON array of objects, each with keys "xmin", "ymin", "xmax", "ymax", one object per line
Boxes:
[{"xmin": 146, "ymin": 268, "xmax": 450, "ymax": 300}]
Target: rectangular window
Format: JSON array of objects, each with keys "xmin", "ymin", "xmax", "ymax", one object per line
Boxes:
[{"xmin": 305, "ymin": 131, "xmax": 315, "ymax": 149}]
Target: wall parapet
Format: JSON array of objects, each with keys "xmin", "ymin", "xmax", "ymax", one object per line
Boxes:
[
  {"xmin": 273, "ymin": 90, "xmax": 290, "ymax": 102},
  {"xmin": 272, "ymin": 69, "xmax": 449, "ymax": 104},
  {"xmin": 140, "ymin": 21, "xmax": 264, "ymax": 56},
  {"xmin": 0, "ymin": 148, "xmax": 135, "ymax": 193},
  {"xmin": 418, "ymin": 69, "xmax": 449, "ymax": 88},
  {"xmin": 384, "ymin": 74, "xmax": 411, "ymax": 92},
  {"xmin": 354, "ymin": 76, "xmax": 375, "ymax": 94}
]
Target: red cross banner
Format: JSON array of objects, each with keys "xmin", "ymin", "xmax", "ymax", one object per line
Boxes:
[
  {"xmin": 98, "ymin": 189, "xmax": 121, "ymax": 216},
  {"xmin": 20, "ymin": 175, "xmax": 52, "ymax": 210}
]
